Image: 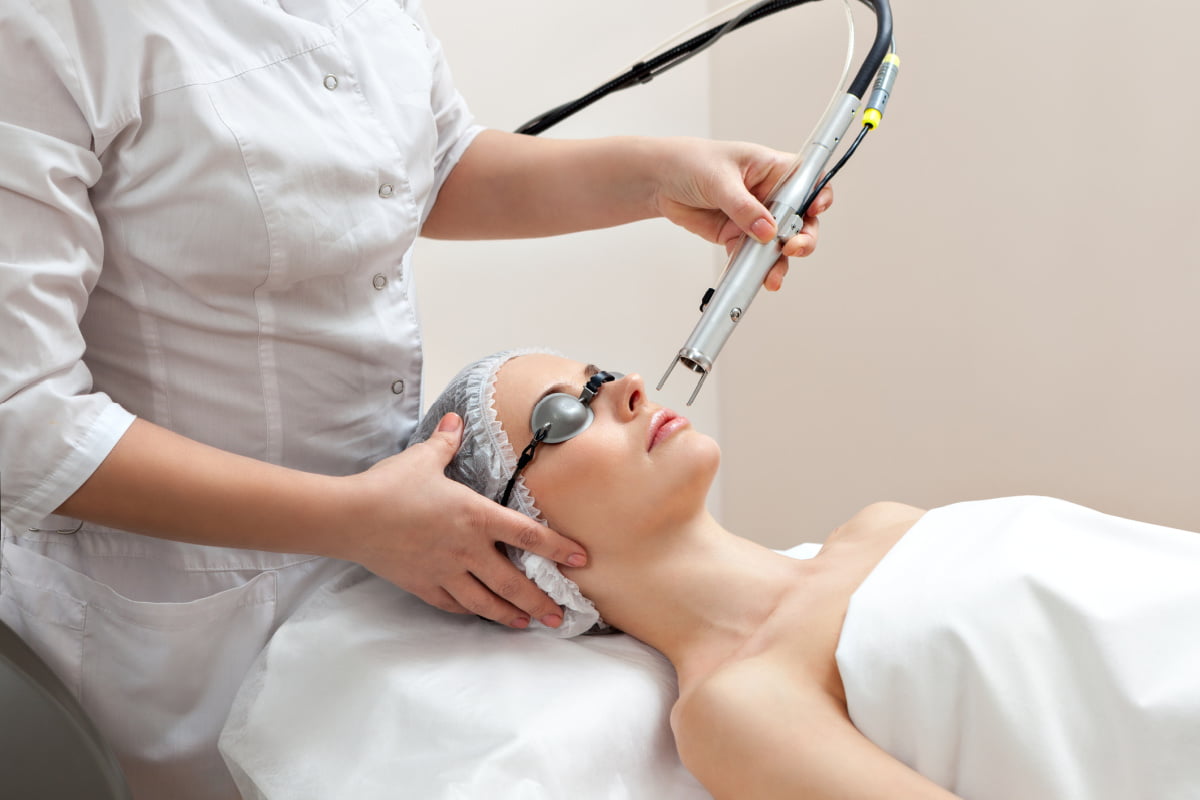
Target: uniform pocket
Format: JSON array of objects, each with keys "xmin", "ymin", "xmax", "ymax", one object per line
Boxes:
[{"xmin": 0, "ymin": 539, "xmax": 277, "ymax": 800}]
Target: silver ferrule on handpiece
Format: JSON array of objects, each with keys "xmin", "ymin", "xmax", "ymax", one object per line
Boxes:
[{"xmin": 658, "ymin": 93, "xmax": 861, "ymax": 405}]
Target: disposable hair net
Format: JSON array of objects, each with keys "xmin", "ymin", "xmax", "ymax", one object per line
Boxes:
[{"xmin": 408, "ymin": 348, "xmax": 609, "ymax": 638}]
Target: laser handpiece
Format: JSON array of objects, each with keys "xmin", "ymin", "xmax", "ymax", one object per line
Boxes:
[
  {"xmin": 658, "ymin": 3, "xmax": 897, "ymax": 405},
  {"xmin": 656, "ymin": 92, "xmax": 861, "ymax": 406}
]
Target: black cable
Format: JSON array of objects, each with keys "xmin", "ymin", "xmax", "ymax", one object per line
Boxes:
[
  {"xmin": 516, "ymin": 0, "xmax": 890, "ymax": 136},
  {"xmin": 846, "ymin": 0, "xmax": 891, "ymax": 98},
  {"xmin": 638, "ymin": 1, "xmax": 766, "ymax": 83},
  {"xmin": 516, "ymin": 0, "xmax": 826, "ymax": 135},
  {"xmin": 799, "ymin": 124, "xmax": 868, "ymax": 217},
  {"xmin": 515, "ymin": 0, "xmax": 891, "ymax": 232}
]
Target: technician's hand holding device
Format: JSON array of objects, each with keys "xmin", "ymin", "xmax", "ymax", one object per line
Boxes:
[{"xmin": 519, "ymin": 0, "xmax": 899, "ymax": 405}]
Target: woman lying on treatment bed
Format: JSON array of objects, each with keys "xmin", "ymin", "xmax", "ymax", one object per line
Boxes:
[{"xmin": 388, "ymin": 348, "xmax": 1200, "ymax": 800}]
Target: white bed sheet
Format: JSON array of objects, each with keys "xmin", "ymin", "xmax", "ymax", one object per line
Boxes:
[
  {"xmin": 221, "ymin": 543, "xmax": 822, "ymax": 799},
  {"xmin": 837, "ymin": 496, "xmax": 1200, "ymax": 799},
  {"xmin": 220, "ymin": 566, "xmax": 708, "ymax": 799}
]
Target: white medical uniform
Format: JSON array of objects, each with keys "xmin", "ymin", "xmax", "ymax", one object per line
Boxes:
[{"xmin": 0, "ymin": 0, "xmax": 481, "ymax": 797}]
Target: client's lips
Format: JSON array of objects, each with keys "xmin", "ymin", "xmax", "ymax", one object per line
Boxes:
[{"xmin": 647, "ymin": 409, "xmax": 689, "ymax": 451}]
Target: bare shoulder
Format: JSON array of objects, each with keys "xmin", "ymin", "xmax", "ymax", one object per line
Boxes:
[
  {"xmin": 844, "ymin": 501, "xmax": 926, "ymax": 530},
  {"xmin": 824, "ymin": 501, "xmax": 926, "ymax": 549},
  {"xmin": 673, "ymin": 655, "xmax": 817, "ymax": 735},
  {"xmin": 672, "ymin": 654, "xmax": 962, "ymax": 800},
  {"xmin": 671, "ymin": 656, "xmax": 842, "ymax": 799}
]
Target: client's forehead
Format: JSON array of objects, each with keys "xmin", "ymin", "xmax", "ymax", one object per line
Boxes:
[{"xmin": 493, "ymin": 354, "xmax": 589, "ymax": 439}]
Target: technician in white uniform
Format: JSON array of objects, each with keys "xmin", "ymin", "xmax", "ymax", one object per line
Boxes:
[{"xmin": 0, "ymin": 1, "xmax": 830, "ymax": 797}]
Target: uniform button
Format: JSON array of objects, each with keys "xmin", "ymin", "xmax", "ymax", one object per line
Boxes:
[
  {"xmin": 372, "ymin": 273, "xmax": 388, "ymax": 290},
  {"xmin": 378, "ymin": 183, "xmax": 394, "ymax": 199},
  {"xmin": 391, "ymin": 379, "xmax": 406, "ymax": 395},
  {"xmin": 323, "ymin": 74, "xmax": 339, "ymax": 90}
]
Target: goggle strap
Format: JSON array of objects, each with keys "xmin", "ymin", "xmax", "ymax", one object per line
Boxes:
[
  {"xmin": 579, "ymin": 371, "xmax": 617, "ymax": 404},
  {"xmin": 499, "ymin": 424, "xmax": 550, "ymax": 508}
]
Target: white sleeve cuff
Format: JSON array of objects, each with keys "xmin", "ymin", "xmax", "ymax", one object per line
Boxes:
[{"xmin": 3, "ymin": 402, "xmax": 136, "ymax": 532}]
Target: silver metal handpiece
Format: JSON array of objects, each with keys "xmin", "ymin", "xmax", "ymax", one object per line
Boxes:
[{"xmin": 657, "ymin": 93, "xmax": 862, "ymax": 405}]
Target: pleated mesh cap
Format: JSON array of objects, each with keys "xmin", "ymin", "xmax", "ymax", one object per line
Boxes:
[{"xmin": 409, "ymin": 348, "xmax": 608, "ymax": 637}]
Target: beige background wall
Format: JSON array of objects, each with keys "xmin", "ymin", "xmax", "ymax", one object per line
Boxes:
[
  {"xmin": 711, "ymin": 0, "xmax": 1200, "ymax": 546},
  {"xmin": 421, "ymin": 1, "xmax": 1200, "ymax": 548}
]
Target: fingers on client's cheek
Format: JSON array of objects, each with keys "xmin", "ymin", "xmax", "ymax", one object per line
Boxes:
[{"xmin": 482, "ymin": 560, "xmax": 565, "ymax": 629}]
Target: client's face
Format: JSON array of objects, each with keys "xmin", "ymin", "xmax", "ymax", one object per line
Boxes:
[{"xmin": 493, "ymin": 354, "xmax": 720, "ymax": 537}]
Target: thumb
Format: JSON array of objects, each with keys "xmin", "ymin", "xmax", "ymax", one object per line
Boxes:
[
  {"xmin": 719, "ymin": 181, "xmax": 776, "ymax": 245},
  {"xmin": 428, "ymin": 412, "xmax": 464, "ymax": 462}
]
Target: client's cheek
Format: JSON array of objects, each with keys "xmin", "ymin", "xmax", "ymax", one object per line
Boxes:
[{"xmin": 535, "ymin": 462, "xmax": 606, "ymax": 518}]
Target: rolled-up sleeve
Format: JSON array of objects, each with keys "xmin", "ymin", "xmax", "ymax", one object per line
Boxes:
[{"xmin": 0, "ymin": 7, "xmax": 135, "ymax": 531}]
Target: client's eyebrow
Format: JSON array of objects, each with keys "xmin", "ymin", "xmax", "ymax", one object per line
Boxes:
[{"xmin": 537, "ymin": 363, "xmax": 602, "ymax": 402}]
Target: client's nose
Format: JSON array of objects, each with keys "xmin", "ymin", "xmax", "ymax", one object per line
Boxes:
[{"xmin": 612, "ymin": 373, "xmax": 645, "ymax": 419}]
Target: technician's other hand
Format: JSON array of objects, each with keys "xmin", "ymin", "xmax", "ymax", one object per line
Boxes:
[
  {"xmin": 652, "ymin": 138, "xmax": 834, "ymax": 292},
  {"xmin": 344, "ymin": 413, "xmax": 586, "ymax": 630}
]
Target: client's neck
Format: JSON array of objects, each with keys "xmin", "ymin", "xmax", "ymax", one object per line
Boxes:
[{"xmin": 562, "ymin": 511, "xmax": 803, "ymax": 687}]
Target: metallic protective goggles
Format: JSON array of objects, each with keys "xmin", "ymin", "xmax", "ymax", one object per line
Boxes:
[{"xmin": 498, "ymin": 370, "xmax": 622, "ymax": 507}]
